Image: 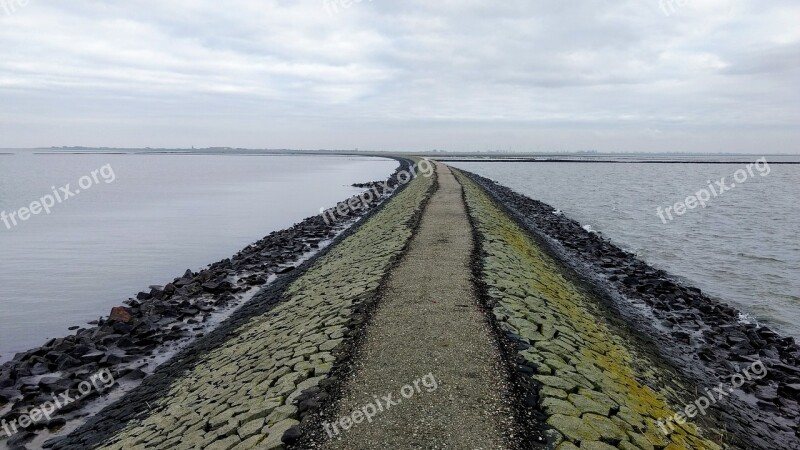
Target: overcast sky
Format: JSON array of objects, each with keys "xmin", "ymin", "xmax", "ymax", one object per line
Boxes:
[{"xmin": 1, "ymin": 0, "xmax": 798, "ymax": 152}]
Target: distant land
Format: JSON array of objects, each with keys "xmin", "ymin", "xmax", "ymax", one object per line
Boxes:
[{"xmin": 3, "ymin": 147, "xmax": 797, "ymax": 163}]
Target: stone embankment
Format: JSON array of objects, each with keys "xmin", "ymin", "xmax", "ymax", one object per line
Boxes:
[
  {"xmin": 0, "ymin": 159, "xmax": 417, "ymax": 449},
  {"xmin": 7, "ymin": 157, "xmax": 797, "ymax": 450},
  {"xmin": 318, "ymin": 164, "xmax": 517, "ymax": 449},
  {"xmin": 47, "ymin": 159, "xmax": 434, "ymax": 449},
  {"xmin": 455, "ymin": 168, "xmax": 800, "ymax": 450},
  {"xmin": 456, "ymin": 170, "xmax": 724, "ymax": 449}
]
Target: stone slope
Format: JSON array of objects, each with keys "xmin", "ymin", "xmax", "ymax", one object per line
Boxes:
[
  {"xmin": 457, "ymin": 168, "xmax": 800, "ymax": 450},
  {"xmin": 49, "ymin": 161, "xmax": 434, "ymax": 450},
  {"xmin": 455, "ymin": 170, "xmax": 724, "ymax": 450}
]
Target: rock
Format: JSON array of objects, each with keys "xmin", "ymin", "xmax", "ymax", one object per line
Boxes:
[
  {"xmin": 81, "ymin": 351, "xmax": 106, "ymax": 363},
  {"xmin": 201, "ymin": 280, "xmax": 232, "ymax": 294},
  {"xmin": 99, "ymin": 348, "xmax": 126, "ymax": 366},
  {"xmin": 778, "ymin": 383, "xmax": 800, "ymax": 399},
  {"xmin": 281, "ymin": 425, "xmax": 302, "ymax": 444},
  {"xmin": 261, "ymin": 418, "xmax": 299, "ymax": 449},
  {"xmin": 546, "ymin": 414, "xmax": 601, "ymax": 442},
  {"xmin": 109, "ymin": 307, "xmax": 133, "ymax": 323},
  {"xmin": 45, "ymin": 417, "xmax": 66, "ymax": 429},
  {"xmin": 7, "ymin": 431, "xmax": 36, "ymax": 448},
  {"xmin": 0, "ymin": 388, "xmax": 20, "ymax": 403},
  {"xmin": 30, "ymin": 362, "xmax": 50, "ymax": 376},
  {"xmin": 119, "ymin": 369, "xmax": 147, "ymax": 382},
  {"xmin": 56, "ymin": 354, "xmax": 81, "ymax": 371}
]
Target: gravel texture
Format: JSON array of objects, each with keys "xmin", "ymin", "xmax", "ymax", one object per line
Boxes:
[
  {"xmin": 321, "ymin": 163, "xmax": 517, "ymax": 450},
  {"xmin": 46, "ymin": 159, "xmax": 433, "ymax": 450}
]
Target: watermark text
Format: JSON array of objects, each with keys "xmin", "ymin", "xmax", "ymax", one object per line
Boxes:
[
  {"xmin": 656, "ymin": 157, "xmax": 770, "ymax": 224},
  {"xmin": 323, "ymin": 372, "xmax": 438, "ymax": 438},
  {"xmin": 1, "ymin": 164, "xmax": 116, "ymax": 231}
]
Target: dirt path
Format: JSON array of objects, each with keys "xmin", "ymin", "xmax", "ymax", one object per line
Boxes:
[{"xmin": 323, "ymin": 163, "xmax": 514, "ymax": 449}]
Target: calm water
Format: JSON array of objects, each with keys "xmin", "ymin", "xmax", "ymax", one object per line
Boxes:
[
  {"xmin": 0, "ymin": 152, "xmax": 397, "ymax": 362},
  {"xmin": 452, "ymin": 160, "xmax": 800, "ymax": 339}
]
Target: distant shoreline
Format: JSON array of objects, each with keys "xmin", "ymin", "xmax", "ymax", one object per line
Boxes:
[{"xmin": 437, "ymin": 158, "xmax": 800, "ymax": 164}]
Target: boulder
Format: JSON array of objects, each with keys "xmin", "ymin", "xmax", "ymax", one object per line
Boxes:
[{"xmin": 109, "ymin": 307, "xmax": 133, "ymax": 323}]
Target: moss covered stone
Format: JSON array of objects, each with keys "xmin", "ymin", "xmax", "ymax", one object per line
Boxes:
[
  {"xmin": 99, "ymin": 166, "xmax": 434, "ymax": 450},
  {"xmin": 454, "ymin": 170, "xmax": 723, "ymax": 449}
]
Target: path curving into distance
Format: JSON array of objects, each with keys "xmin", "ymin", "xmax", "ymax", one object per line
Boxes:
[{"xmin": 322, "ymin": 163, "xmax": 517, "ymax": 449}]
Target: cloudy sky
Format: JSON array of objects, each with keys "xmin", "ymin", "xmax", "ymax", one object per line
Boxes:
[{"xmin": 1, "ymin": 0, "xmax": 798, "ymax": 152}]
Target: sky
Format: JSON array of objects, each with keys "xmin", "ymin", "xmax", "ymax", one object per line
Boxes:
[{"xmin": 0, "ymin": 0, "xmax": 798, "ymax": 153}]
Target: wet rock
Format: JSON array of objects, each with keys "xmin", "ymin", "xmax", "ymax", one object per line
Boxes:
[
  {"xmin": 119, "ymin": 369, "xmax": 147, "ymax": 382},
  {"xmin": 459, "ymin": 169, "xmax": 800, "ymax": 450},
  {"xmin": 201, "ymin": 280, "xmax": 232, "ymax": 294},
  {"xmin": 109, "ymin": 306, "xmax": 133, "ymax": 324},
  {"xmin": 30, "ymin": 362, "xmax": 50, "ymax": 376},
  {"xmin": 7, "ymin": 431, "xmax": 36, "ymax": 448},
  {"xmin": 39, "ymin": 377, "xmax": 72, "ymax": 393},
  {"xmin": 0, "ymin": 161, "xmax": 420, "ymax": 449},
  {"xmin": 779, "ymin": 383, "xmax": 800, "ymax": 400}
]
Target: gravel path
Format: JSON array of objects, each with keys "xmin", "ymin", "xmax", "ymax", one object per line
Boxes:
[{"xmin": 323, "ymin": 163, "xmax": 515, "ymax": 449}]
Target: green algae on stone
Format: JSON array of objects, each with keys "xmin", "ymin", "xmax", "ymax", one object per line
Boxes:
[
  {"xmin": 454, "ymin": 170, "xmax": 723, "ymax": 450},
  {"xmin": 98, "ymin": 168, "xmax": 434, "ymax": 450}
]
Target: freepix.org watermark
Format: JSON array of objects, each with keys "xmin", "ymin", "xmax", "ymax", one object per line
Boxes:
[
  {"xmin": 323, "ymin": 373, "xmax": 438, "ymax": 438},
  {"xmin": 659, "ymin": 0, "xmax": 689, "ymax": 17},
  {"xmin": 320, "ymin": 159, "xmax": 434, "ymax": 226},
  {"xmin": 657, "ymin": 360, "xmax": 767, "ymax": 435},
  {"xmin": 1, "ymin": 369, "xmax": 115, "ymax": 437},
  {"xmin": 1, "ymin": 164, "xmax": 116, "ymax": 230},
  {"xmin": 323, "ymin": 0, "xmax": 372, "ymax": 16},
  {"xmin": 1, "ymin": 0, "xmax": 29, "ymax": 17},
  {"xmin": 656, "ymin": 157, "xmax": 770, "ymax": 224}
]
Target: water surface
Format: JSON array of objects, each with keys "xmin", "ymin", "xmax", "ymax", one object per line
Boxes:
[
  {"xmin": 0, "ymin": 152, "xmax": 397, "ymax": 361},
  {"xmin": 452, "ymin": 160, "xmax": 800, "ymax": 339}
]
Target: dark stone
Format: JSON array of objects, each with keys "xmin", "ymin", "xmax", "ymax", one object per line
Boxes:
[
  {"xmin": 81, "ymin": 351, "xmax": 106, "ymax": 363},
  {"xmin": 39, "ymin": 377, "xmax": 72, "ymax": 393},
  {"xmin": 56, "ymin": 354, "xmax": 81, "ymax": 371},
  {"xmin": 164, "ymin": 283, "xmax": 176, "ymax": 295},
  {"xmin": 282, "ymin": 425, "xmax": 302, "ymax": 444},
  {"xmin": 201, "ymin": 280, "xmax": 232, "ymax": 294},
  {"xmin": 112, "ymin": 322, "xmax": 133, "ymax": 334},
  {"xmin": 109, "ymin": 307, "xmax": 133, "ymax": 323},
  {"xmin": 119, "ymin": 369, "xmax": 147, "ymax": 382},
  {"xmin": 778, "ymin": 383, "xmax": 800, "ymax": 399},
  {"xmin": 7, "ymin": 431, "xmax": 36, "ymax": 448},
  {"xmin": 754, "ymin": 385, "xmax": 779, "ymax": 402},
  {"xmin": 30, "ymin": 362, "xmax": 50, "ymax": 376},
  {"xmin": 45, "ymin": 417, "xmax": 67, "ymax": 429}
]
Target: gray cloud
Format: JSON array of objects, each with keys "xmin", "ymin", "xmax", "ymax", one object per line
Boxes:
[{"xmin": 0, "ymin": 0, "xmax": 798, "ymax": 152}]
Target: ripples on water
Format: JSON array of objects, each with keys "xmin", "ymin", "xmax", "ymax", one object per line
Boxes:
[
  {"xmin": 0, "ymin": 152, "xmax": 397, "ymax": 361},
  {"xmin": 451, "ymin": 160, "xmax": 800, "ymax": 339}
]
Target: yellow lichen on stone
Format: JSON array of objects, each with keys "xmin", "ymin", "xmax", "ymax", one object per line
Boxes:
[{"xmin": 455, "ymin": 170, "xmax": 723, "ymax": 450}]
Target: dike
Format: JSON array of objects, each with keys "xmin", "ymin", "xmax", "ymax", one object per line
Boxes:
[
  {"xmin": 1, "ymin": 160, "xmax": 404, "ymax": 449},
  {"xmin": 34, "ymin": 159, "xmax": 435, "ymax": 449},
  {"xmin": 453, "ymin": 168, "xmax": 800, "ymax": 450}
]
